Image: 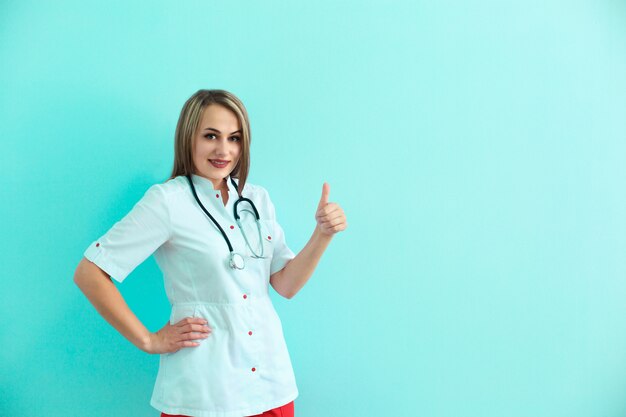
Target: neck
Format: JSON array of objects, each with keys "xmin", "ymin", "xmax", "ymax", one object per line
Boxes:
[{"xmin": 213, "ymin": 178, "xmax": 227, "ymax": 190}]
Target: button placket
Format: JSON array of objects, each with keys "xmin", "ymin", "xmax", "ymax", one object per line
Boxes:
[
  {"xmin": 243, "ymin": 299, "xmax": 255, "ymax": 375},
  {"xmin": 241, "ymin": 289, "xmax": 258, "ymax": 376}
]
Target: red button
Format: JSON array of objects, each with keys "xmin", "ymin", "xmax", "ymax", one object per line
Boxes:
[
  {"xmin": 267, "ymin": 236, "xmax": 272, "ymax": 240},
  {"xmin": 96, "ymin": 243, "xmax": 100, "ymax": 247},
  {"xmin": 230, "ymin": 225, "xmax": 235, "ymax": 229},
  {"xmin": 243, "ymin": 294, "xmax": 247, "ymax": 299},
  {"xmin": 251, "ymin": 367, "xmax": 256, "ymax": 372},
  {"xmin": 215, "ymin": 193, "xmax": 219, "ymax": 198},
  {"xmin": 248, "ymin": 331, "xmax": 253, "ymax": 336}
]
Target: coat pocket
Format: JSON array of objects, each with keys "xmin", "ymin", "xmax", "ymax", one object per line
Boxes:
[
  {"xmin": 169, "ymin": 304, "xmax": 199, "ymax": 326},
  {"xmin": 242, "ymin": 219, "xmax": 274, "ymax": 259}
]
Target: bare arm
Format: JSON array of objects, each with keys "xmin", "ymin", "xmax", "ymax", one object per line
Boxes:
[
  {"xmin": 270, "ymin": 182, "xmax": 347, "ymax": 299},
  {"xmin": 73, "ymin": 257, "xmax": 211, "ymax": 354},
  {"xmin": 73, "ymin": 257, "xmax": 152, "ymax": 352},
  {"xmin": 270, "ymin": 226, "xmax": 333, "ymax": 299}
]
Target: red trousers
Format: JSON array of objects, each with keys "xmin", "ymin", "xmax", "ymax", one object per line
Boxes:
[{"xmin": 160, "ymin": 400, "xmax": 294, "ymax": 417}]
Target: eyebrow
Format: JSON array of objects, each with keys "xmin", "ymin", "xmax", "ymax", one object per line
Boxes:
[{"xmin": 203, "ymin": 127, "xmax": 242, "ymax": 135}]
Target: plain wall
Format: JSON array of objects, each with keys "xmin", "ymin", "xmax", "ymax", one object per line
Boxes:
[{"xmin": 1, "ymin": 1, "xmax": 625, "ymax": 416}]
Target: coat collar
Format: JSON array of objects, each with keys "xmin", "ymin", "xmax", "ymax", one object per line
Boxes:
[{"xmin": 190, "ymin": 173, "xmax": 238, "ymax": 194}]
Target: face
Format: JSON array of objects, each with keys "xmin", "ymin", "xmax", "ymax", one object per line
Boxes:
[{"xmin": 192, "ymin": 104, "xmax": 242, "ymax": 189}]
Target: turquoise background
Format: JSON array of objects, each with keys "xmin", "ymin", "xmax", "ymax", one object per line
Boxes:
[{"xmin": 1, "ymin": 1, "xmax": 625, "ymax": 416}]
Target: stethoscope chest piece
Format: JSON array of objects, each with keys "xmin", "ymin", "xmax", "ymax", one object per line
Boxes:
[
  {"xmin": 186, "ymin": 174, "xmax": 266, "ymax": 271},
  {"xmin": 229, "ymin": 252, "xmax": 245, "ymax": 270}
]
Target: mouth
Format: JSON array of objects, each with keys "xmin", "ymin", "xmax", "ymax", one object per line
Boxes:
[{"xmin": 209, "ymin": 159, "xmax": 230, "ymax": 168}]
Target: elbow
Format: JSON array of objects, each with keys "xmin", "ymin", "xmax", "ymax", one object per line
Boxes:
[
  {"xmin": 74, "ymin": 257, "xmax": 110, "ymax": 287},
  {"xmin": 282, "ymin": 283, "xmax": 300, "ymax": 299},
  {"xmin": 73, "ymin": 270, "xmax": 90, "ymax": 288},
  {"xmin": 274, "ymin": 285, "xmax": 296, "ymax": 300},
  {"xmin": 271, "ymin": 269, "xmax": 297, "ymax": 300},
  {"xmin": 74, "ymin": 258, "xmax": 92, "ymax": 286},
  {"xmin": 73, "ymin": 262, "xmax": 86, "ymax": 287}
]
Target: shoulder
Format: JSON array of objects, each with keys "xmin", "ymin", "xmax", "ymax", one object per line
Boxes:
[
  {"xmin": 242, "ymin": 178, "xmax": 277, "ymax": 200},
  {"xmin": 242, "ymin": 180, "xmax": 279, "ymax": 219},
  {"xmin": 130, "ymin": 177, "xmax": 189, "ymax": 210},
  {"xmin": 240, "ymin": 179, "xmax": 268, "ymax": 198},
  {"xmin": 152, "ymin": 175, "xmax": 194, "ymax": 199}
]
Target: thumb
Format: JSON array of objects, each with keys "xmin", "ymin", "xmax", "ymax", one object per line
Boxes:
[{"xmin": 317, "ymin": 182, "xmax": 330, "ymax": 209}]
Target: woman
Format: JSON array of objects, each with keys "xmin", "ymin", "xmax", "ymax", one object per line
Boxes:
[{"xmin": 73, "ymin": 89, "xmax": 347, "ymax": 417}]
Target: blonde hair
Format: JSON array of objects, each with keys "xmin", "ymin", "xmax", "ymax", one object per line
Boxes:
[{"xmin": 168, "ymin": 89, "xmax": 251, "ymax": 197}]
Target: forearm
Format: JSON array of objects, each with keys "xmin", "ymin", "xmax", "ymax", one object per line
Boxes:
[
  {"xmin": 73, "ymin": 258, "xmax": 151, "ymax": 351},
  {"xmin": 271, "ymin": 225, "xmax": 333, "ymax": 298}
]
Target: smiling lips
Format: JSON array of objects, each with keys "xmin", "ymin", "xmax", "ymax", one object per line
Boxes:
[{"xmin": 209, "ymin": 159, "xmax": 229, "ymax": 168}]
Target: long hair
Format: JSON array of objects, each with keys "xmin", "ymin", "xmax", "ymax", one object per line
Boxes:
[{"xmin": 168, "ymin": 89, "xmax": 251, "ymax": 197}]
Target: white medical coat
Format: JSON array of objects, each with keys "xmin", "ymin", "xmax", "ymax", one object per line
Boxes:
[{"xmin": 83, "ymin": 174, "xmax": 298, "ymax": 417}]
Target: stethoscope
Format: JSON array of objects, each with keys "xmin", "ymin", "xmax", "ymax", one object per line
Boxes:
[{"xmin": 186, "ymin": 174, "xmax": 267, "ymax": 270}]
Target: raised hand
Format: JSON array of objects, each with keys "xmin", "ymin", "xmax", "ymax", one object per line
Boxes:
[{"xmin": 314, "ymin": 182, "xmax": 347, "ymax": 237}]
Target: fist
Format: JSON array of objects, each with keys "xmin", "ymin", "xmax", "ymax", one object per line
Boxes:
[{"xmin": 315, "ymin": 182, "xmax": 347, "ymax": 236}]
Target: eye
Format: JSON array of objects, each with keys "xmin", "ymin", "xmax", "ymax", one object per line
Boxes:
[
  {"xmin": 204, "ymin": 134, "xmax": 217, "ymax": 140},
  {"xmin": 230, "ymin": 136, "xmax": 241, "ymax": 142}
]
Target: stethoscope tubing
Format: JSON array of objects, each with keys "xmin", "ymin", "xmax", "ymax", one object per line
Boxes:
[
  {"xmin": 185, "ymin": 174, "xmax": 265, "ymax": 268},
  {"xmin": 186, "ymin": 174, "xmax": 236, "ymax": 253}
]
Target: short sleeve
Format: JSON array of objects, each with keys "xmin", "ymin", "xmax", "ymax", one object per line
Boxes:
[
  {"xmin": 83, "ymin": 184, "xmax": 171, "ymax": 283},
  {"xmin": 264, "ymin": 189, "xmax": 295, "ymax": 276}
]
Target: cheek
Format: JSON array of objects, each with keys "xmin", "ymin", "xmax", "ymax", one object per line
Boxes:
[
  {"xmin": 233, "ymin": 143, "xmax": 242, "ymax": 158},
  {"xmin": 194, "ymin": 140, "xmax": 212, "ymax": 157}
]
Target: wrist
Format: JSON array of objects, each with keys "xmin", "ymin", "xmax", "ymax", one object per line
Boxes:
[
  {"xmin": 313, "ymin": 225, "xmax": 334, "ymax": 242},
  {"xmin": 138, "ymin": 332, "xmax": 154, "ymax": 354}
]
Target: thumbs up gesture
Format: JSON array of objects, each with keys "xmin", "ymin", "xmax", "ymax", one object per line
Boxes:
[{"xmin": 315, "ymin": 182, "xmax": 348, "ymax": 237}]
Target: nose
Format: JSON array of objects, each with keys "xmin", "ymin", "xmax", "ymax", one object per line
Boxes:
[{"xmin": 214, "ymin": 138, "xmax": 230, "ymax": 157}]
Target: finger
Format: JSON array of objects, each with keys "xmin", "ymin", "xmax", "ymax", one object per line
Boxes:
[
  {"xmin": 180, "ymin": 323, "xmax": 212, "ymax": 334},
  {"xmin": 176, "ymin": 317, "xmax": 209, "ymax": 327},
  {"xmin": 318, "ymin": 212, "xmax": 345, "ymax": 225},
  {"xmin": 322, "ymin": 221, "xmax": 347, "ymax": 233},
  {"xmin": 317, "ymin": 203, "xmax": 343, "ymax": 217},
  {"xmin": 320, "ymin": 218, "xmax": 346, "ymax": 230},
  {"xmin": 320, "ymin": 212, "xmax": 347, "ymax": 226},
  {"xmin": 177, "ymin": 340, "xmax": 201, "ymax": 348},
  {"xmin": 316, "ymin": 203, "xmax": 341, "ymax": 219},
  {"xmin": 173, "ymin": 333, "xmax": 208, "ymax": 350},
  {"xmin": 317, "ymin": 208, "xmax": 344, "ymax": 222},
  {"xmin": 180, "ymin": 331, "xmax": 210, "ymax": 341},
  {"xmin": 317, "ymin": 183, "xmax": 330, "ymax": 210}
]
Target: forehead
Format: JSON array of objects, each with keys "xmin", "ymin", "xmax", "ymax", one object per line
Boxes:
[{"xmin": 200, "ymin": 104, "xmax": 241, "ymax": 129}]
